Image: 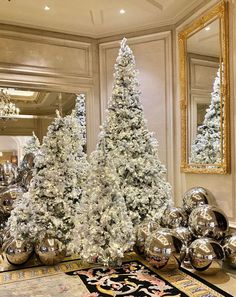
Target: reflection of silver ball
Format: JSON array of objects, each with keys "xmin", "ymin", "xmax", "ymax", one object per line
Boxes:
[
  {"xmin": 222, "ymin": 235, "xmax": 236, "ymax": 268},
  {"xmin": 35, "ymin": 237, "xmax": 66, "ymax": 266},
  {"xmin": 0, "ymin": 185, "xmax": 24, "ymax": 215},
  {"xmin": 5, "ymin": 239, "xmax": 33, "ymax": 265},
  {"xmin": 161, "ymin": 207, "xmax": 188, "ymax": 229},
  {"xmin": 189, "ymin": 238, "xmax": 225, "ymax": 274},
  {"xmin": 183, "ymin": 187, "xmax": 215, "ymax": 214},
  {"xmin": 145, "ymin": 228, "xmax": 185, "ymax": 271},
  {"xmin": 1, "ymin": 162, "xmax": 18, "ymax": 186},
  {"xmin": 172, "ymin": 227, "xmax": 193, "ymax": 245},
  {"xmin": 21, "ymin": 153, "xmax": 35, "ymax": 171},
  {"xmin": 22, "ymin": 171, "xmax": 33, "ymax": 190},
  {"xmin": 135, "ymin": 221, "xmax": 158, "ymax": 254},
  {"xmin": 189, "ymin": 205, "xmax": 229, "ymax": 240}
]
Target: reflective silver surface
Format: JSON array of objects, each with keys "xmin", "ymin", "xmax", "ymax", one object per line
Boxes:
[
  {"xmin": 20, "ymin": 153, "xmax": 35, "ymax": 171},
  {"xmin": 145, "ymin": 228, "xmax": 185, "ymax": 271},
  {"xmin": 182, "ymin": 187, "xmax": 215, "ymax": 214},
  {"xmin": 189, "ymin": 237, "xmax": 225, "ymax": 274},
  {"xmin": 0, "ymin": 162, "xmax": 18, "ymax": 186},
  {"xmin": 161, "ymin": 207, "xmax": 188, "ymax": 229},
  {"xmin": 223, "ymin": 234, "xmax": 236, "ymax": 268},
  {"xmin": 0, "ymin": 185, "xmax": 24, "ymax": 215},
  {"xmin": 189, "ymin": 205, "xmax": 229, "ymax": 240},
  {"xmin": 135, "ymin": 221, "xmax": 159, "ymax": 254},
  {"xmin": 35, "ymin": 237, "xmax": 66, "ymax": 266},
  {"xmin": 172, "ymin": 227, "xmax": 193, "ymax": 245},
  {"xmin": 4, "ymin": 239, "xmax": 33, "ymax": 265}
]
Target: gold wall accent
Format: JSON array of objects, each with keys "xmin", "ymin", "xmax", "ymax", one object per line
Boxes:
[{"xmin": 178, "ymin": 1, "xmax": 230, "ymax": 174}]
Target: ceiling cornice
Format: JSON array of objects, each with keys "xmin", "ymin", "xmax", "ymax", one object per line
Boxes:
[{"xmin": 0, "ymin": 0, "xmax": 217, "ymax": 41}]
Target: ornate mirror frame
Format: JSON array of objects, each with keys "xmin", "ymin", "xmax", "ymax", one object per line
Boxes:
[{"xmin": 179, "ymin": 1, "xmax": 230, "ymax": 174}]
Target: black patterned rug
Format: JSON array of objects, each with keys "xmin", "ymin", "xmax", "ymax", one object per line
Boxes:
[{"xmin": 67, "ymin": 260, "xmax": 233, "ymax": 297}]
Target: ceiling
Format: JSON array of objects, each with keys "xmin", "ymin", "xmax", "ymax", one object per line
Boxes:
[{"xmin": 0, "ymin": 0, "xmax": 204, "ymax": 37}]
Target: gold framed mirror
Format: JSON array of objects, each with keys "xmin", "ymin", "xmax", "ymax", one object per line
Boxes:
[{"xmin": 179, "ymin": 1, "xmax": 229, "ymax": 174}]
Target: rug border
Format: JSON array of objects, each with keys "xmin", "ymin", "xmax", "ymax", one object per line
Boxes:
[{"xmin": 180, "ymin": 266, "xmax": 233, "ymax": 297}]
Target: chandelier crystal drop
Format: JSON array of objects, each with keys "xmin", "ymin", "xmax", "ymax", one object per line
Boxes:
[{"xmin": 0, "ymin": 89, "xmax": 20, "ymax": 119}]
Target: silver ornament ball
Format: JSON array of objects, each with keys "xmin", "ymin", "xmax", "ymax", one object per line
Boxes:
[
  {"xmin": 35, "ymin": 237, "xmax": 66, "ymax": 266},
  {"xmin": 145, "ymin": 228, "xmax": 186, "ymax": 271},
  {"xmin": 172, "ymin": 227, "xmax": 193, "ymax": 246},
  {"xmin": 222, "ymin": 234, "xmax": 236, "ymax": 268},
  {"xmin": 135, "ymin": 221, "xmax": 158, "ymax": 254},
  {"xmin": 0, "ymin": 185, "xmax": 24, "ymax": 215},
  {"xmin": 4, "ymin": 239, "xmax": 33, "ymax": 265},
  {"xmin": 189, "ymin": 238, "xmax": 225, "ymax": 275},
  {"xmin": 189, "ymin": 205, "xmax": 229, "ymax": 240},
  {"xmin": 161, "ymin": 207, "xmax": 188, "ymax": 229},
  {"xmin": 182, "ymin": 187, "xmax": 215, "ymax": 214}
]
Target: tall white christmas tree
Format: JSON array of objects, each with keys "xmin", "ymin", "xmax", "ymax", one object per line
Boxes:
[
  {"xmin": 190, "ymin": 67, "xmax": 222, "ymax": 164},
  {"xmin": 8, "ymin": 111, "xmax": 88, "ymax": 252},
  {"xmin": 73, "ymin": 38, "xmax": 172, "ymax": 265},
  {"xmin": 22, "ymin": 132, "xmax": 40, "ymax": 157}
]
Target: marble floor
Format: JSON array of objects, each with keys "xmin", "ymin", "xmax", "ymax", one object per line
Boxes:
[{"xmin": 196, "ymin": 264, "xmax": 236, "ymax": 296}]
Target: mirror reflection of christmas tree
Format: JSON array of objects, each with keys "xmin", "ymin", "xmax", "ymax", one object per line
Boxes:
[
  {"xmin": 75, "ymin": 94, "xmax": 86, "ymax": 152},
  {"xmin": 190, "ymin": 67, "xmax": 223, "ymax": 165},
  {"xmin": 22, "ymin": 132, "xmax": 40, "ymax": 157}
]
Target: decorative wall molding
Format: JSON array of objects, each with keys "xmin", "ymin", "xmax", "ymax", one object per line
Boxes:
[{"xmin": 0, "ymin": 29, "xmax": 93, "ymax": 79}]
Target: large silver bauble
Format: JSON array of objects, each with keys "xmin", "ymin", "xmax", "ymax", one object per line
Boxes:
[
  {"xmin": 35, "ymin": 237, "xmax": 66, "ymax": 266},
  {"xmin": 182, "ymin": 187, "xmax": 215, "ymax": 214},
  {"xmin": 145, "ymin": 228, "xmax": 185, "ymax": 271},
  {"xmin": 135, "ymin": 221, "xmax": 158, "ymax": 254},
  {"xmin": 0, "ymin": 185, "xmax": 24, "ymax": 215},
  {"xmin": 161, "ymin": 207, "xmax": 188, "ymax": 229},
  {"xmin": 189, "ymin": 238, "xmax": 225, "ymax": 274},
  {"xmin": 189, "ymin": 205, "xmax": 229, "ymax": 240},
  {"xmin": 1, "ymin": 162, "xmax": 18, "ymax": 186},
  {"xmin": 4, "ymin": 239, "xmax": 33, "ymax": 265},
  {"xmin": 222, "ymin": 234, "xmax": 236, "ymax": 268},
  {"xmin": 172, "ymin": 227, "xmax": 193, "ymax": 246}
]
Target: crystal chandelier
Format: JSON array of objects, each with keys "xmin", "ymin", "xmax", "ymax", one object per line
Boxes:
[{"xmin": 0, "ymin": 89, "xmax": 20, "ymax": 119}]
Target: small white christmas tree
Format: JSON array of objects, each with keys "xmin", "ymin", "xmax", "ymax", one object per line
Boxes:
[
  {"xmin": 190, "ymin": 67, "xmax": 222, "ymax": 164},
  {"xmin": 73, "ymin": 38, "xmax": 172, "ymax": 265},
  {"xmin": 8, "ymin": 111, "xmax": 88, "ymax": 252},
  {"xmin": 22, "ymin": 132, "xmax": 40, "ymax": 157}
]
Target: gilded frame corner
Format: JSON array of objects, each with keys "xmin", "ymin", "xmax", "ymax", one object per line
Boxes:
[{"xmin": 179, "ymin": 1, "xmax": 230, "ymax": 174}]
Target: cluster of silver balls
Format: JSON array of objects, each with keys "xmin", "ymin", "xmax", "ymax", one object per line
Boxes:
[{"xmin": 135, "ymin": 187, "xmax": 236, "ymax": 274}]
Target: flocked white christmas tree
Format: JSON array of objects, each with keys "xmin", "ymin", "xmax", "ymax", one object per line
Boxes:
[
  {"xmin": 22, "ymin": 131, "xmax": 40, "ymax": 157},
  {"xmin": 190, "ymin": 67, "xmax": 222, "ymax": 164},
  {"xmin": 73, "ymin": 38, "xmax": 172, "ymax": 265},
  {"xmin": 8, "ymin": 111, "xmax": 88, "ymax": 252}
]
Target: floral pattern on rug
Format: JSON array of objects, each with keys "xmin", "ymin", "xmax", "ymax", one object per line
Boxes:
[{"xmin": 67, "ymin": 261, "xmax": 186, "ymax": 296}]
